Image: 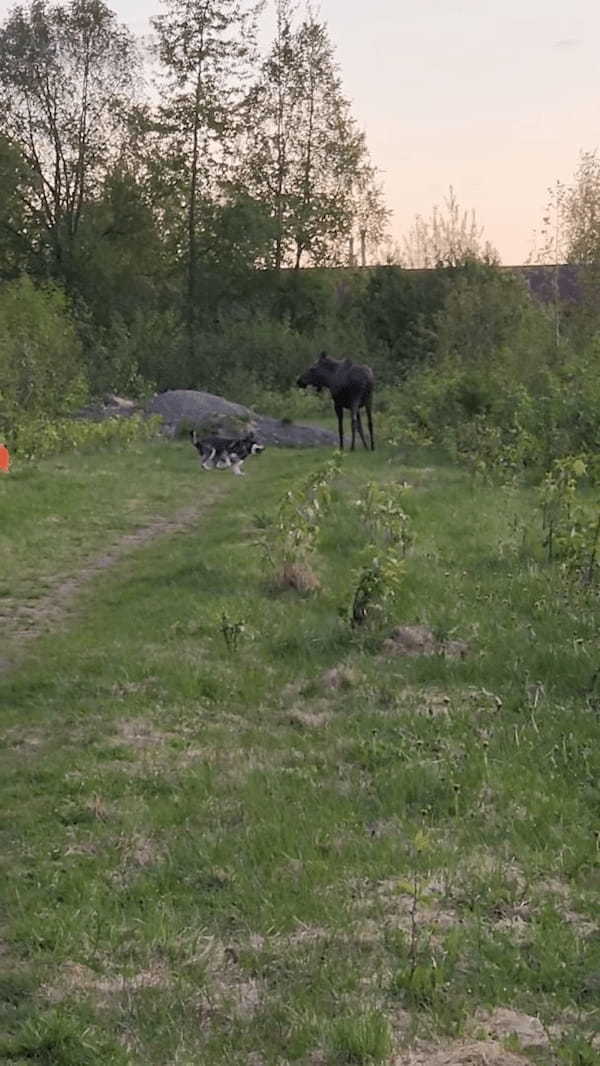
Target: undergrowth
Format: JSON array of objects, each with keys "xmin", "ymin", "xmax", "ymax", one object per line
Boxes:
[{"xmin": 0, "ymin": 440, "xmax": 599, "ymax": 1064}]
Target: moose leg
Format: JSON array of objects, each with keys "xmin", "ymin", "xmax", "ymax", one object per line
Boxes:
[
  {"xmin": 365, "ymin": 397, "xmax": 375, "ymax": 451},
  {"xmin": 350, "ymin": 400, "xmax": 360, "ymax": 451},
  {"xmin": 335, "ymin": 402, "xmax": 345, "ymax": 451},
  {"xmin": 356, "ymin": 409, "xmax": 369, "ymax": 450}
]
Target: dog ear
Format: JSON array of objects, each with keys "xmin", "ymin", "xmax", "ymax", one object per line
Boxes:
[{"xmin": 318, "ymin": 351, "xmax": 327, "ymax": 362}]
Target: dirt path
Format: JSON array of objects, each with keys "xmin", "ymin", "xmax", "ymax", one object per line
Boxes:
[{"xmin": 0, "ymin": 494, "xmax": 224, "ymax": 674}]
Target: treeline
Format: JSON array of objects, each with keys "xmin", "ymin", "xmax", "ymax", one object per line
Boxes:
[
  {"xmin": 2, "ymin": 0, "xmax": 600, "ymax": 483},
  {"xmin": 0, "ymin": 0, "xmax": 392, "ymax": 409}
]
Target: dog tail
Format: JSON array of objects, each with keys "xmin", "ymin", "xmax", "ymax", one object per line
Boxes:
[{"xmin": 190, "ymin": 429, "xmax": 197, "ymax": 444}]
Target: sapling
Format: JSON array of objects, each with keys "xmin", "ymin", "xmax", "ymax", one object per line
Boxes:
[
  {"xmin": 261, "ymin": 453, "xmax": 342, "ymax": 590},
  {"xmin": 220, "ymin": 613, "xmax": 246, "ymax": 652}
]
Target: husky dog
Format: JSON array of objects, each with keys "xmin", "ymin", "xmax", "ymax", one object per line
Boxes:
[{"xmin": 190, "ymin": 430, "xmax": 264, "ymax": 476}]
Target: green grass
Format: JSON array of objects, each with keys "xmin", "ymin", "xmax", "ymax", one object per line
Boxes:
[{"xmin": 1, "ymin": 439, "xmax": 599, "ymax": 1064}]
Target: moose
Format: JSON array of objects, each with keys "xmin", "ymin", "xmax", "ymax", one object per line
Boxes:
[{"xmin": 296, "ymin": 352, "xmax": 375, "ymax": 452}]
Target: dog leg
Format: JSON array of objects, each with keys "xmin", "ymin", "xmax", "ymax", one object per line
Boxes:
[
  {"xmin": 201, "ymin": 447, "xmax": 216, "ymax": 471},
  {"xmin": 231, "ymin": 460, "xmax": 245, "ymax": 476}
]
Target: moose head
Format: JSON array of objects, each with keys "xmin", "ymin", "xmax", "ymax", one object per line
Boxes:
[{"xmin": 296, "ymin": 352, "xmax": 339, "ymax": 393}]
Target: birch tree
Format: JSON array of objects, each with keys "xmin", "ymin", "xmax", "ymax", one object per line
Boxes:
[
  {"xmin": 152, "ymin": 0, "xmax": 263, "ymax": 354},
  {"xmin": 240, "ymin": 3, "xmax": 388, "ymax": 268},
  {"xmin": 401, "ymin": 187, "xmax": 498, "ymax": 269}
]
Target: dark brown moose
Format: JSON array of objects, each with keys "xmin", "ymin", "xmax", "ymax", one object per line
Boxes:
[{"xmin": 296, "ymin": 352, "xmax": 375, "ymax": 452}]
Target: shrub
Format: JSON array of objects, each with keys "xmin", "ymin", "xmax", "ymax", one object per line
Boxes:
[
  {"xmin": 0, "ymin": 277, "xmax": 87, "ymax": 440},
  {"xmin": 246, "ymin": 385, "xmax": 331, "ymax": 422},
  {"xmin": 8, "ymin": 414, "xmax": 163, "ymax": 460}
]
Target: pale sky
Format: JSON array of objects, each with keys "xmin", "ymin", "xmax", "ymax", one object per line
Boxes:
[{"xmin": 4, "ymin": 0, "xmax": 599, "ymax": 263}]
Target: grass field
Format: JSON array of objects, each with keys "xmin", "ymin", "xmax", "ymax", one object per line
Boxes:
[{"xmin": 1, "ymin": 438, "xmax": 599, "ymax": 1065}]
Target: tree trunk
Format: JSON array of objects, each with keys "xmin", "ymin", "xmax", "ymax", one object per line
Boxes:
[{"xmin": 187, "ymin": 60, "xmax": 203, "ymax": 361}]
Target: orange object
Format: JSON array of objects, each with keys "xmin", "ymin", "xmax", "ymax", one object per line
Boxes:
[{"xmin": 0, "ymin": 444, "xmax": 10, "ymax": 472}]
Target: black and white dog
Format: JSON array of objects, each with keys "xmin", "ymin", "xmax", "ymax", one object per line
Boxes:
[{"xmin": 190, "ymin": 430, "xmax": 264, "ymax": 476}]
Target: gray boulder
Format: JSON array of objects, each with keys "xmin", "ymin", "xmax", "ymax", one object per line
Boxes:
[{"xmin": 146, "ymin": 389, "xmax": 336, "ymax": 448}]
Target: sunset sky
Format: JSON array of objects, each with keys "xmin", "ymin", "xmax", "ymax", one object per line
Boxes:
[{"xmin": 3, "ymin": 0, "xmax": 599, "ymax": 264}]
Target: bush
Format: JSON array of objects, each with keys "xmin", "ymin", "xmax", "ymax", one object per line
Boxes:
[
  {"xmin": 376, "ymin": 261, "xmax": 600, "ymax": 479},
  {"xmin": 8, "ymin": 414, "xmax": 163, "ymax": 460},
  {"xmin": 192, "ymin": 316, "xmax": 322, "ymax": 397},
  {"xmin": 0, "ymin": 277, "xmax": 87, "ymax": 439},
  {"xmin": 245, "ymin": 385, "xmax": 332, "ymax": 422}
]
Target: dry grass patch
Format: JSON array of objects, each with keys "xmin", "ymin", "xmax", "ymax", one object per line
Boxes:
[
  {"xmin": 110, "ymin": 677, "xmax": 162, "ymax": 699},
  {"xmin": 354, "ymin": 875, "xmax": 458, "ymax": 941},
  {"xmin": 321, "ymin": 664, "xmax": 363, "ymax": 691},
  {"xmin": 44, "ymin": 959, "xmax": 171, "ymax": 1007},
  {"xmin": 371, "ymin": 685, "xmax": 503, "ymax": 721},
  {"xmin": 117, "ymin": 833, "xmax": 164, "ymax": 871},
  {"xmin": 114, "ymin": 718, "xmax": 175, "ymax": 750},
  {"xmin": 473, "ymin": 1008, "xmax": 549, "ymax": 1050},
  {"xmin": 381, "ymin": 625, "xmax": 470, "ymax": 660},
  {"xmin": 279, "ymin": 561, "xmax": 321, "ymax": 592},
  {"xmin": 393, "ymin": 1041, "xmax": 530, "ymax": 1065},
  {"xmin": 288, "ymin": 708, "xmax": 333, "ymax": 729},
  {"xmin": 1, "ymin": 725, "xmax": 47, "ymax": 751}
]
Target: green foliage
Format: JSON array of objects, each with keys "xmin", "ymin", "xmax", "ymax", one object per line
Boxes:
[
  {"xmin": 220, "ymin": 612, "xmax": 247, "ymax": 652},
  {"xmin": 244, "ymin": 385, "xmax": 334, "ymax": 424},
  {"xmin": 0, "ymin": 277, "xmax": 88, "ymax": 439},
  {"xmin": 348, "ymin": 480, "xmax": 410, "ymax": 627},
  {"xmin": 9, "ymin": 413, "xmax": 162, "ymax": 460},
  {"xmin": 355, "ymin": 480, "xmax": 412, "ymax": 552},
  {"xmin": 0, "ymin": 0, "xmax": 137, "ymax": 283},
  {"xmin": 537, "ymin": 456, "xmax": 600, "ymax": 578},
  {"xmin": 379, "ymin": 267, "xmax": 600, "ymax": 481},
  {"xmin": 262, "ymin": 453, "xmax": 342, "ymax": 578},
  {"xmin": 192, "ymin": 315, "xmax": 319, "ymax": 396},
  {"xmin": 350, "ymin": 551, "xmax": 405, "ymax": 628},
  {"xmin": 362, "ymin": 264, "xmax": 443, "ymax": 375},
  {"xmin": 435, "ymin": 260, "xmax": 537, "ymax": 363},
  {"xmin": 0, "ymin": 1007, "xmax": 128, "ymax": 1066}
]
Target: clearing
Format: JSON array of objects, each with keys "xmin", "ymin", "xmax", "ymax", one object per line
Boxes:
[{"xmin": 0, "ymin": 438, "xmax": 599, "ymax": 1065}]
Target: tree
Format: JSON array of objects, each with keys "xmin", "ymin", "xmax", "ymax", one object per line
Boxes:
[
  {"xmin": 531, "ymin": 153, "xmax": 600, "ymax": 341},
  {"xmin": 562, "ymin": 151, "xmax": 600, "ymax": 265},
  {"xmin": 401, "ymin": 187, "xmax": 498, "ymax": 268},
  {"xmin": 239, "ymin": 4, "xmax": 388, "ymax": 269},
  {"xmin": 239, "ymin": 0, "xmax": 296, "ymax": 269},
  {"xmin": 151, "ymin": 0, "xmax": 264, "ymax": 359},
  {"xmin": 0, "ymin": 135, "xmax": 36, "ymax": 278},
  {"xmin": 0, "ymin": 0, "xmax": 138, "ymax": 283},
  {"xmin": 561, "ymin": 152, "xmax": 600, "ymax": 337},
  {"xmin": 528, "ymin": 179, "xmax": 567, "ymax": 347}
]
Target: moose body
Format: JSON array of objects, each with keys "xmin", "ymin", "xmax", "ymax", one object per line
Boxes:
[{"xmin": 297, "ymin": 352, "xmax": 375, "ymax": 451}]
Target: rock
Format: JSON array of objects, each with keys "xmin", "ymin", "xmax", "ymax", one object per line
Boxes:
[
  {"xmin": 72, "ymin": 387, "xmax": 337, "ymax": 446},
  {"xmin": 252, "ymin": 414, "xmax": 335, "ymax": 448},
  {"xmin": 146, "ymin": 388, "xmax": 248, "ymax": 429},
  {"xmin": 146, "ymin": 389, "xmax": 336, "ymax": 448}
]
